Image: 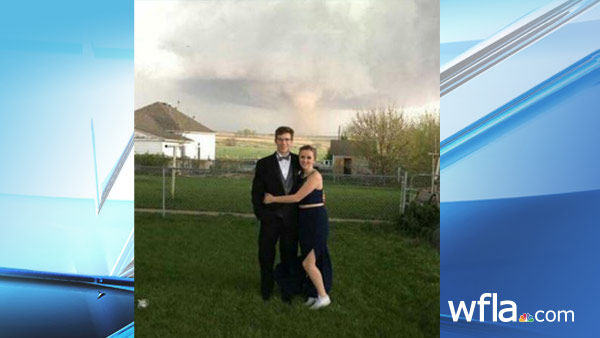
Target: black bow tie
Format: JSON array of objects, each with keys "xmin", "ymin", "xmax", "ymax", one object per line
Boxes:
[{"xmin": 278, "ymin": 154, "xmax": 290, "ymax": 161}]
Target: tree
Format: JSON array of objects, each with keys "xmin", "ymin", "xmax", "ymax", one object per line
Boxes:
[
  {"xmin": 405, "ymin": 110, "xmax": 440, "ymax": 173},
  {"xmin": 235, "ymin": 129, "xmax": 257, "ymax": 138},
  {"xmin": 346, "ymin": 106, "xmax": 409, "ymax": 175}
]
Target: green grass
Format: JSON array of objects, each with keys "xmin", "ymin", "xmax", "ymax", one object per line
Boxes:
[
  {"xmin": 216, "ymin": 145, "xmax": 275, "ymax": 160},
  {"xmin": 135, "ymin": 175, "xmax": 400, "ymax": 220},
  {"xmin": 216, "ymin": 144, "xmax": 329, "ymax": 161},
  {"xmin": 135, "ymin": 213, "xmax": 440, "ymax": 337}
]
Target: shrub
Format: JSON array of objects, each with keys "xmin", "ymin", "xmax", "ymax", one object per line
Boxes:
[
  {"xmin": 135, "ymin": 153, "xmax": 172, "ymax": 167},
  {"xmin": 224, "ymin": 137, "xmax": 237, "ymax": 146},
  {"xmin": 234, "ymin": 129, "xmax": 257, "ymax": 137},
  {"xmin": 396, "ymin": 201, "xmax": 440, "ymax": 249}
]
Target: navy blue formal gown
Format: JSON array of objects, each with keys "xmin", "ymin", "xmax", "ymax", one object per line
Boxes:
[{"xmin": 298, "ymin": 188, "xmax": 333, "ymax": 297}]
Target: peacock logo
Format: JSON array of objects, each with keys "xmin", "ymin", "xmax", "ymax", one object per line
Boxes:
[{"xmin": 519, "ymin": 313, "xmax": 534, "ymax": 322}]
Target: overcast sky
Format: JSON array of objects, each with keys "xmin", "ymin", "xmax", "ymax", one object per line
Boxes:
[{"xmin": 135, "ymin": 0, "xmax": 439, "ymax": 135}]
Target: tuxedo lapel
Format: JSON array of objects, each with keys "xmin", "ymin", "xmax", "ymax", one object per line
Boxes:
[
  {"xmin": 290, "ymin": 153, "xmax": 300, "ymax": 190},
  {"xmin": 270, "ymin": 152, "xmax": 286, "ymax": 194},
  {"xmin": 291, "ymin": 154, "xmax": 298, "ymax": 180}
]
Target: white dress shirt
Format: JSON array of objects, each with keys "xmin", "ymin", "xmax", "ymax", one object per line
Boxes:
[{"xmin": 277, "ymin": 152, "xmax": 291, "ymax": 180}]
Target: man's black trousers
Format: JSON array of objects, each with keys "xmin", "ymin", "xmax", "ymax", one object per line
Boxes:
[{"xmin": 258, "ymin": 213, "xmax": 298, "ymax": 298}]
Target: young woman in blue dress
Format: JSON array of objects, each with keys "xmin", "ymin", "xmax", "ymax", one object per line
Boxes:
[{"xmin": 264, "ymin": 145, "xmax": 332, "ymax": 309}]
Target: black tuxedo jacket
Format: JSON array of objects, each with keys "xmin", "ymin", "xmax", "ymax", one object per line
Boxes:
[{"xmin": 251, "ymin": 152, "xmax": 301, "ymax": 221}]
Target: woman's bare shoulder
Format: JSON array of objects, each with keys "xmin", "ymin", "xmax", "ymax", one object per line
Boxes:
[
  {"xmin": 315, "ymin": 170, "xmax": 323, "ymax": 180},
  {"xmin": 308, "ymin": 170, "xmax": 323, "ymax": 188},
  {"xmin": 308, "ymin": 170, "xmax": 322, "ymax": 180}
]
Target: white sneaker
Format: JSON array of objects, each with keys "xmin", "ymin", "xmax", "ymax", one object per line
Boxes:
[
  {"xmin": 310, "ymin": 295, "xmax": 331, "ymax": 310},
  {"xmin": 304, "ymin": 297, "xmax": 317, "ymax": 306}
]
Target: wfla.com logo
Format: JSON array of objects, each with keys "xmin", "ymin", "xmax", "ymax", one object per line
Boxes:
[{"xmin": 448, "ymin": 293, "xmax": 574, "ymax": 323}]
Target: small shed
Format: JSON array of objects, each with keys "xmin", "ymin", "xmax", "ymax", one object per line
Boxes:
[{"xmin": 329, "ymin": 140, "xmax": 368, "ymax": 175}]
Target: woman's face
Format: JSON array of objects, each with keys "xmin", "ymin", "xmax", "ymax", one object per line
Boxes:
[{"xmin": 299, "ymin": 149, "xmax": 315, "ymax": 170}]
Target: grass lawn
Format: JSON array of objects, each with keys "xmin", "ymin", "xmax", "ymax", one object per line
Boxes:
[
  {"xmin": 135, "ymin": 213, "xmax": 439, "ymax": 337},
  {"xmin": 216, "ymin": 145, "xmax": 275, "ymax": 160},
  {"xmin": 135, "ymin": 175, "xmax": 401, "ymax": 220},
  {"xmin": 215, "ymin": 138, "xmax": 330, "ymax": 161}
]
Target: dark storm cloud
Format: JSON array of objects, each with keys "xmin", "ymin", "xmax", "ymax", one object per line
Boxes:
[{"xmin": 136, "ymin": 0, "xmax": 439, "ymax": 133}]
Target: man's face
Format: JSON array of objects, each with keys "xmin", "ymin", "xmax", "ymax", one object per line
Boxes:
[{"xmin": 275, "ymin": 132, "xmax": 293, "ymax": 154}]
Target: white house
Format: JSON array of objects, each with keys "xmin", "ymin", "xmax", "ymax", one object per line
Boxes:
[
  {"xmin": 134, "ymin": 130, "xmax": 187, "ymax": 157},
  {"xmin": 134, "ymin": 102, "xmax": 216, "ymax": 160},
  {"xmin": 180, "ymin": 132, "xmax": 216, "ymax": 161}
]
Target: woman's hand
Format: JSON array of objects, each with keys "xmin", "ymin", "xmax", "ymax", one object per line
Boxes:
[{"xmin": 264, "ymin": 193, "xmax": 274, "ymax": 204}]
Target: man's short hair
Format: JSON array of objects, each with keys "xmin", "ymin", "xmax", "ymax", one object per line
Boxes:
[{"xmin": 275, "ymin": 126, "xmax": 294, "ymax": 140}]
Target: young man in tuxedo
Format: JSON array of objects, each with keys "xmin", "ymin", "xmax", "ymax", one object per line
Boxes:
[{"xmin": 251, "ymin": 126, "xmax": 301, "ymax": 302}]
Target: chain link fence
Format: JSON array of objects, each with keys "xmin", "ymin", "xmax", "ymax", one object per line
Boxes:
[{"xmin": 135, "ymin": 162, "xmax": 438, "ymax": 221}]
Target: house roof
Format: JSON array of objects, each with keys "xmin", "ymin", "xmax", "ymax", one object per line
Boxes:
[
  {"xmin": 330, "ymin": 140, "xmax": 362, "ymax": 157},
  {"xmin": 134, "ymin": 129, "xmax": 190, "ymax": 142},
  {"xmin": 135, "ymin": 102, "xmax": 215, "ymax": 141}
]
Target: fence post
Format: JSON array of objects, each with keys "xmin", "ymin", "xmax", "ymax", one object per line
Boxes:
[
  {"xmin": 162, "ymin": 166, "xmax": 166, "ymax": 218},
  {"xmin": 401, "ymin": 171, "xmax": 408, "ymax": 214},
  {"xmin": 171, "ymin": 170, "xmax": 176, "ymax": 199},
  {"xmin": 171, "ymin": 147, "xmax": 177, "ymax": 198},
  {"xmin": 399, "ymin": 169, "xmax": 404, "ymax": 214}
]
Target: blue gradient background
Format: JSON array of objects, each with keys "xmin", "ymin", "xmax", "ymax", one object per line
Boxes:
[
  {"xmin": 440, "ymin": 0, "xmax": 555, "ymax": 65},
  {"xmin": 441, "ymin": 1, "xmax": 600, "ymax": 337},
  {"xmin": 0, "ymin": 1, "xmax": 134, "ymax": 336},
  {"xmin": 0, "ymin": 0, "xmax": 133, "ymax": 275}
]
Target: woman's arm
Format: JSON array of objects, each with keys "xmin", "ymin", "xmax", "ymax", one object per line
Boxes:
[{"xmin": 264, "ymin": 173, "xmax": 321, "ymax": 204}]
